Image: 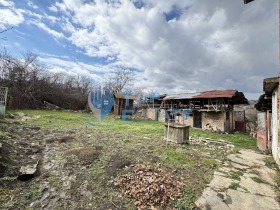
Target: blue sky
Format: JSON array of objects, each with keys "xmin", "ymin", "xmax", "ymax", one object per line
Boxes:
[{"xmin": 0, "ymin": 0, "xmax": 278, "ymax": 99}]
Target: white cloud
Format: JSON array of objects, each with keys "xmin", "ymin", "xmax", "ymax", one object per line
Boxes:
[
  {"xmin": 0, "ymin": 0, "xmax": 13, "ymax": 7},
  {"xmin": 38, "ymin": 56, "xmax": 118, "ymax": 83},
  {"xmin": 0, "ymin": 0, "xmax": 25, "ymax": 29},
  {"xmin": 31, "ymin": 21, "xmax": 65, "ymax": 39},
  {"xmin": 27, "ymin": 1, "xmax": 38, "ymax": 10},
  {"xmin": 48, "ymin": 5, "xmax": 58, "ymax": 13},
  {"xmin": 35, "ymin": 0, "xmax": 278, "ymax": 98}
]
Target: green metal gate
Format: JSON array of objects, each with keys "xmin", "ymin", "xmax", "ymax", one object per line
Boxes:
[{"xmin": 0, "ymin": 87, "xmax": 8, "ymax": 118}]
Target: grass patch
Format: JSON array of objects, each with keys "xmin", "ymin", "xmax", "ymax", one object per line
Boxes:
[
  {"xmin": 2, "ymin": 109, "xmax": 258, "ymax": 209},
  {"xmin": 275, "ymin": 171, "xmax": 280, "ymax": 189},
  {"xmin": 229, "ymin": 170, "xmax": 243, "ymax": 181},
  {"xmin": 172, "ymin": 194, "xmax": 197, "ymax": 210},
  {"xmin": 190, "ymin": 128, "xmax": 256, "ymax": 150},
  {"xmin": 160, "ymin": 150, "xmax": 192, "ymax": 166},
  {"xmin": 228, "ymin": 182, "xmax": 240, "ymax": 190},
  {"xmin": 250, "ymin": 176, "xmax": 266, "ymax": 184},
  {"xmin": 9, "ymin": 109, "xmax": 88, "ymax": 129},
  {"xmin": 64, "ymin": 147, "xmax": 100, "ymax": 163},
  {"xmin": 263, "ymin": 157, "xmax": 280, "ymax": 188},
  {"xmin": 264, "ymin": 157, "xmax": 279, "ymax": 170}
]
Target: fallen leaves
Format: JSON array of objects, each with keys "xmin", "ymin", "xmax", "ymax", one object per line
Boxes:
[{"xmin": 114, "ymin": 164, "xmax": 184, "ymax": 210}]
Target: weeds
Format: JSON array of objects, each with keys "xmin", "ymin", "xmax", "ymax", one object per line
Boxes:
[
  {"xmin": 2, "ymin": 110, "xmax": 260, "ymax": 209},
  {"xmin": 228, "ymin": 182, "xmax": 240, "ymax": 190},
  {"xmin": 229, "ymin": 170, "xmax": 243, "ymax": 181},
  {"xmin": 250, "ymin": 177, "xmax": 266, "ymax": 184},
  {"xmin": 190, "ymin": 128, "xmax": 256, "ymax": 150}
]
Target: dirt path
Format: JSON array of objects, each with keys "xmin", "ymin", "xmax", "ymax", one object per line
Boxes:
[{"xmin": 195, "ymin": 149, "xmax": 280, "ymax": 210}]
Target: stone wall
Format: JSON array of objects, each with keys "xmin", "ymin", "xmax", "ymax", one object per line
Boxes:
[
  {"xmin": 164, "ymin": 124, "xmax": 189, "ymax": 144},
  {"xmin": 177, "ymin": 115, "xmax": 193, "ymax": 127},
  {"xmin": 158, "ymin": 109, "xmax": 166, "ymax": 122},
  {"xmin": 146, "ymin": 108, "xmax": 158, "ymax": 120},
  {"xmin": 201, "ymin": 112, "xmax": 226, "ymax": 132},
  {"xmin": 158, "ymin": 109, "xmax": 194, "ymax": 126}
]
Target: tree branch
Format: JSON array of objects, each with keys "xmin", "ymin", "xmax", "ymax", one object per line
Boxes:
[{"xmin": 0, "ymin": 27, "xmax": 13, "ymax": 34}]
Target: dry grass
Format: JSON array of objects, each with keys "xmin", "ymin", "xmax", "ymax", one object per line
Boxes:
[{"xmin": 64, "ymin": 147, "xmax": 100, "ymax": 162}]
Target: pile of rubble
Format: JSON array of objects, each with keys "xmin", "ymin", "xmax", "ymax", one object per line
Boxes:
[
  {"xmin": 114, "ymin": 164, "xmax": 184, "ymax": 210},
  {"xmin": 189, "ymin": 136, "xmax": 235, "ymax": 151}
]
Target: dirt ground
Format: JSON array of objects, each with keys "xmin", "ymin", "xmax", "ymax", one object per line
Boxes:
[{"xmin": 0, "ymin": 111, "xmax": 259, "ymax": 210}]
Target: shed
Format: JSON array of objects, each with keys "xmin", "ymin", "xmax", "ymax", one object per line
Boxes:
[
  {"xmin": 114, "ymin": 94, "xmax": 135, "ymax": 116},
  {"xmin": 192, "ymin": 90, "xmax": 248, "ymax": 133},
  {"xmin": 255, "ymin": 77, "xmax": 279, "ymax": 162}
]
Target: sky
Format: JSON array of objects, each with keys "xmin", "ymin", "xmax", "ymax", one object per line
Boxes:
[{"xmin": 0, "ymin": 0, "xmax": 278, "ymax": 99}]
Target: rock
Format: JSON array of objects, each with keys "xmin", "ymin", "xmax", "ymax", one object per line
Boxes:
[
  {"xmin": 195, "ymin": 187, "xmax": 231, "ymax": 210},
  {"xmin": 19, "ymin": 161, "xmax": 39, "ymax": 175},
  {"xmin": 196, "ymin": 149, "xmax": 280, "ymax": 210},
  {"xmin": 208, "ymin": 175, "xmax": 238, "ymax": 190},
  {"xmin": 7, "ymin": 112, "xmax": 15, "ymax": 119},
  {"xmin": 226, "ymin": 144, "xmax": 234, "ymax": 148},
  {"xmin": 227, "ymin": 155, "xmax": 253, "ymax": 167},
  {"xmin": 44, "ymin": 162, "xmax": 55, "ymax": 170},
  {"xmin": 18, "ymin": 160, "xmax": 39, "ymax": 181},
  {"xmin": 217, "ymin": 192, "xmax": 227, "ymax": 202},
  {"xmin": 227, "ymin": 189, "xmax": 279, "ymax": 210},
  {"xmin": 31, "ymin": 148, "xmax": 39, "ymax": 153},
  {"xmin": 17, "ymin": 112, "xmax": 27, "ymax": 117},
  {"xmin": 239, "ymin": 176, "xmax": 276, "ymax": 197}
]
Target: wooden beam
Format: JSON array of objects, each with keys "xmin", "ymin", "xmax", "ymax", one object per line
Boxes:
[{"xmin": 244, "ymin": 0, "xmax": 254, "ymax": 4}]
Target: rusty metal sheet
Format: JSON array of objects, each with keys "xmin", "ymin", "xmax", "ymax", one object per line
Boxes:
[{"xmin": 193, "ymin": 90, "xmax": 237, "ymax": 99}]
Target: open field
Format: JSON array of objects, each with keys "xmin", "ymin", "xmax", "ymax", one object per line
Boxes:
[{"xmin": 0, "ymin": 110, "xmax": 257, "ymax": 209}]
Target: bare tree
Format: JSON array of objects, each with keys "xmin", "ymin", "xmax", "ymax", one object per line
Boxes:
[
  {"xmin": 133, "ymin": 88, "xmax": 145, "ymax": 107},
  {"xmin": 76, "ymin": 75, "xmax": 92, "ymax": 95},
  {"xmin": 0, "ymin": 27, "xmax": 13, "ymax": 41},
  {"xmin": 0, "ymin": 49, "xmax": 96, "ymax": 110},
  {"xmin": 103, "ymin": 69, "xmax": 134, "ymax": 94}
]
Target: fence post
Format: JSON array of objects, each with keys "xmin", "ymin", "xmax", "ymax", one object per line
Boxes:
[{"xmin": 0, "ymin": 87, "xmax": 8, "ymax": 118}]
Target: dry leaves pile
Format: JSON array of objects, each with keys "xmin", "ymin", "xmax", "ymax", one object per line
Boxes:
[{"xmin": 114, "ymin": 164, "xmax": 185, "ymax": 209}]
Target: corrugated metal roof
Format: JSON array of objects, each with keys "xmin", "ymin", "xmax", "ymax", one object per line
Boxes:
[
  {"xmin": 193, "ymin": 90, "xmax": 237, "ymax": 99},
  {"xmin": 114, "ymin": 94, "xmax": 135, "ymax": 100},
  {"xmin": 163, "ymin": 93, "xmax": 200, "ymax": 100}
]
